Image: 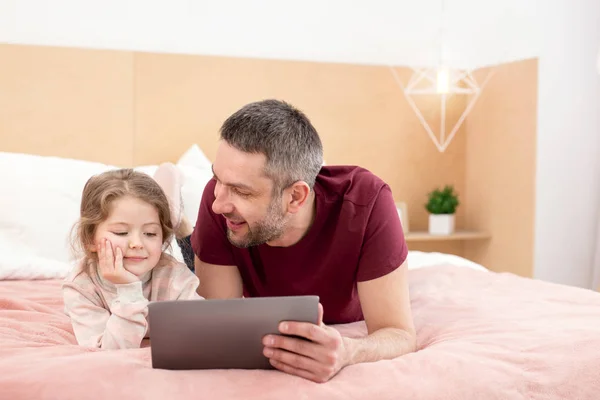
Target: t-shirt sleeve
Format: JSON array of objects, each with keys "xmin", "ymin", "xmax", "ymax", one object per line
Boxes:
[
  {"xmin": 356, "ymin": 185, "xmax": 408, "ymax": 282},
  {"xmin": 190, "ymin": 178, "xmax": 236, "ymax": 266}
]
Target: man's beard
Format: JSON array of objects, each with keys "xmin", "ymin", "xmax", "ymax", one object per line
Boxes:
[{"xmin": 226, "ymin": 197, "xmax": 287, "ymax": 248}]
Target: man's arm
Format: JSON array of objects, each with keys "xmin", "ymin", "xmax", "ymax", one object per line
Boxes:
[
  {"xmin": 344, "ymin": 261, "xmax": 416, "ymax": 364},
  {"xmin": 261, "ymin": 261, "xmax": 416, "ymax": 383},
  {"xmin": 194, "ymin": 256, "xmax": 243, "ymax": 299}
]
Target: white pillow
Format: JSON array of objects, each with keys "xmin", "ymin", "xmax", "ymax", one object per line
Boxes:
[
  {"xmin": 177, "ymin": 144, "xmax": 212, "ymax": 170},
  {"xmin": 0, "ymin": 148, "xmax": 212, "ymax": 280},
  {"xmin": 135, "ymin": 163, "xmax": 213, "ymax": 227},
  {"xmin": 178, "ymin": 165, "xmax": 213, "ymax": 225},
  {"xmin": 0, "ymin": 153, "xmax": 111, "ymax": 276}
]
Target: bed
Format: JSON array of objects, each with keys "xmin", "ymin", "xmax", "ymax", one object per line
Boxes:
[{"xmin": 2, "ymin": 150, "xmax": 600, "ymax": 399}]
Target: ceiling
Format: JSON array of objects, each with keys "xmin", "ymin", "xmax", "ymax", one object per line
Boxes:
[{"xmin": 0, "ymin": 0, "xmax": 541, "ymax": 69}]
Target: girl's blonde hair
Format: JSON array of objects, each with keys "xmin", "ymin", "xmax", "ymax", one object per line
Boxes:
[{"xmin": 71, "ymin": 168, "xmax": 174, "ymax": 266}]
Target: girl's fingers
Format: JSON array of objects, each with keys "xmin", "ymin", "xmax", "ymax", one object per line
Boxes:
[
  {"xmin": 105, "ymin": 239, "xmax": 114, "ymax": 269},
  {"xmin": 97, "ymin": 240, "xmax": 105, "ymax": 268},
  {"xmin": 115, "ymin": 247, "xmax": 124, "ymax": 270}
]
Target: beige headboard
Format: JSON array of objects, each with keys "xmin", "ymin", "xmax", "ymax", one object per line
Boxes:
[
  {"xmin": 0, "ymin": 42, "xmax": 468, "ymax": 231},
  {"xmin": 0, "ymin": 43, "xmax": 538, "ymax": 278}
]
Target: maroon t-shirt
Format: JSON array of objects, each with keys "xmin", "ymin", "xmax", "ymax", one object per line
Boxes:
[{"xmin": 190, "ymin": 165, "xmax": 408, "ymax": 324}]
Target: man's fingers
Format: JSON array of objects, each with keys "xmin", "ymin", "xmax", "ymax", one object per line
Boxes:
[
  {"xmin": 279, "ymin": 321, "xmax": 335, "ymax": 346},
  {"xmin": 264, "ymin": 335, "xmax": 320, "ymax": 359},
  {"xmin": 264, "ymin": 345, "xmax": 334, "ymax": 376},
  {"xmin": 264, "ymin": 347, "xmax": 319, "ymax": 371},
  {"xmin": 269, "ymin": 359, "xmax": 327, "ymax": 384}
]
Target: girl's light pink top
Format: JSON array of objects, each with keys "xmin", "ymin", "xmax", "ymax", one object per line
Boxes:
[{"xmin": 62, "ymin": 254, "xmax": 202, "ymax": 349}]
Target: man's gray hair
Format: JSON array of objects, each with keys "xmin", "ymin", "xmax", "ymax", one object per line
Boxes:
[{"xmin": 219, "ymin": 99, "xmax": 324, "ymax": 191}]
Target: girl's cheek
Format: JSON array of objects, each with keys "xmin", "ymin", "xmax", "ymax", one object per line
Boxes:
[{"xmin": 110, "ymin": 238, "xmax": 128, "ymax": 252}]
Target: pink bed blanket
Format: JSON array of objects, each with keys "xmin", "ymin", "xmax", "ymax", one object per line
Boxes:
[{"xmin": 1, "ymin": 266, "xmax": 600, "ymax": 400}]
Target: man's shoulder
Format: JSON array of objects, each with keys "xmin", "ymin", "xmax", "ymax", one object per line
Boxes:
[{"xmin": 316, "ymin": 165, "xmax": 389, "ymax": 207}]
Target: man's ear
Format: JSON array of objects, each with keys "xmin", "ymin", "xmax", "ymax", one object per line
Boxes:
[{"xmin": 286, "ymin": 181, "xmax": 311, "ymax": 214}]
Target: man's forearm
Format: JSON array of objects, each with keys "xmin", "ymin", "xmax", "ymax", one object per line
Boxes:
[{"xmin": 342, "ymin": 328, "xmax": 417, "ymax": 365}]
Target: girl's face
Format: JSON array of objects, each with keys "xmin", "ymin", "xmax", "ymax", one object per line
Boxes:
[{"xmin": 92, "ymin": 195, "xmax": 164, "ymax": 278}]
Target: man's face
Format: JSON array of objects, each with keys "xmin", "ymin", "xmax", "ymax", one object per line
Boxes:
[{"xmin": 211, "ymin": 141, "xmax": 289, "ymax": 248}]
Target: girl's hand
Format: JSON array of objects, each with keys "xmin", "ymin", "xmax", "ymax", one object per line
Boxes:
[{"xmin": 98, "ymin": 239, "xmax": 139, "ymax": 285}]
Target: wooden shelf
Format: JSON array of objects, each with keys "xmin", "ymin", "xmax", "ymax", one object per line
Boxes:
[{"xmin": 405, "ymin": 231, "xmax": 491, "ymax": 242}]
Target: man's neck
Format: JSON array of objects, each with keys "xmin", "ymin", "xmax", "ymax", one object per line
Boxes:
[{"xmin": 267, "ymin": 191, "xmax": 316, "ymax": 248}]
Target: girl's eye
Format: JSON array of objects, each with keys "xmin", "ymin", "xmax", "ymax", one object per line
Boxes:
[
  {"xmin": 112, "ymin": 232, "xmax": 127, "ymax": 236},
  {"xmin": 145, "ymin": 233, "xmax": 158, "ymax": 237}
]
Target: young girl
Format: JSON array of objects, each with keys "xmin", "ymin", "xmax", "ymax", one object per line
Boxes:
[{"xmin": 63, "ymin": 164, "xmax": 203, "ymax": 350}]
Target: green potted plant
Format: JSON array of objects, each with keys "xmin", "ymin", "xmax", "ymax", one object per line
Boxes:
[{"xmin": 425, "ymin": 185, "xmax": 459, "ymax": 235}]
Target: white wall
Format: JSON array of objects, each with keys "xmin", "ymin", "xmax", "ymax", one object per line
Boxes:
[
  {"xmin": 0, "ymin": 0, "xmax": 538, "ymax": 69},
  {"xmin": 534, "ymin": 1, "xmax": 600, "ymax": 289}
]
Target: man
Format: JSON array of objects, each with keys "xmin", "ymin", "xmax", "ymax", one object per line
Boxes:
[{"xmin": 190, "ymin": 99, "xmax": 416, "ymax": 383}]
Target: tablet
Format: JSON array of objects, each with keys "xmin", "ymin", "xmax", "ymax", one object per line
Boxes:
[{"xmin": 148, "ymin": 295, "xmax": 320, "ymax": 370}]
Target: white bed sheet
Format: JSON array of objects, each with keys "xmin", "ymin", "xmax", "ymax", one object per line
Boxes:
[{"xmin": 406, "ymin": 251, "xmax": 487, "ymax": 272}]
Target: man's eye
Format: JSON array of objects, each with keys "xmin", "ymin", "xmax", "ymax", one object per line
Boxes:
[{"xmin": 233, "ymin": 189, "xmax": 250, "ymax": 197}]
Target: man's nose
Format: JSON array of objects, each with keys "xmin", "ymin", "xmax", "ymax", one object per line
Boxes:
[{"xmin": 212, "ymin": 182, "xmax": 234, "ymax": 215}]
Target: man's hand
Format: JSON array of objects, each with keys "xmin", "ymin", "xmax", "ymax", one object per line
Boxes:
[
  {"xmin": 262, "ymin": 304, "xmax": 348, "ymax": 383},
  {"xmin": 97, "ymin": 239, "xmax": 139, "ymax": 285}
]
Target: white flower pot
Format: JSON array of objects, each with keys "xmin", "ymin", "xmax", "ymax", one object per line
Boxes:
[{"xmin": 429, "ymin": 214, "xmax": 455, "ymax": 235}]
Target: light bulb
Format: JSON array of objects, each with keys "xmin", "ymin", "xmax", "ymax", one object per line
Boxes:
[{"xmin": 437, "ymin": 68, "xmax": 450, "ymax": 94}]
